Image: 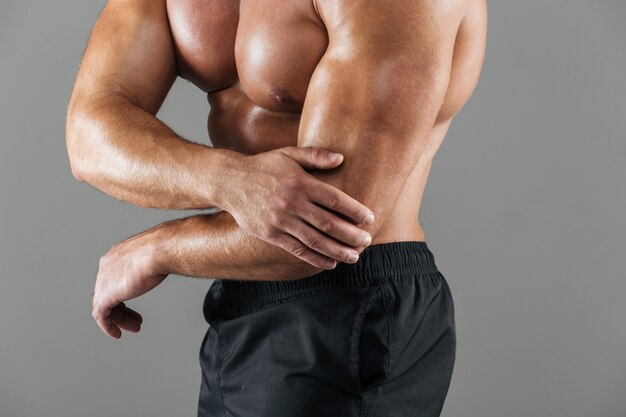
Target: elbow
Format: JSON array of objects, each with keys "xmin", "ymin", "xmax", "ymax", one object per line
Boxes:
[
  {"xmin": 65, "ymin": 115, "xmax": 85, "ymax": 182},
  {"xmin": 65, "ymin": 104, "xmax": 100, "ymax": 183},
  {"xmin": 68, "ymin": 161, "xmax": 85, "ymax": 182},
  {"xmin": 66, "ymin": 117, "xmax": 88, "ymax": 182}
]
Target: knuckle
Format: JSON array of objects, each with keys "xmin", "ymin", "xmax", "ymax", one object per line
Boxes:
[
  {"xmin": 259, "ymin": 210, "xmax": 281, "ymax": 228},
  {"xmin": 275, "ymin": 195, "xmax": 293, "ymax": 210},
  {"xmin": 327, "ymin": 192, "xmax": 340, "ymax": 209},
  {"xmin": 267, "ymin": 210, "xmax": 281, "ymax": 226},
  {"xmin": 311, "ymin": 147, "xmax": 323, "ymax": 161},
  {"xmin": 276, "ymin": 237, "xmax": 291, "ymax": 251},
  {"xmin": 301, "ymin": 231, "xmax": 322, "ymax": 249},
  {"xmin": 264, "ymin": 226, "xmax": 280, "ymax": 240},
  {"xmin": 274, "ymin": 217, "xmax": 287, "ymax": 229},
  {"xmin": 291, "ymin": 244, "xmax": 306, "ymax": 258},
  {"xmin": 283, "ymin": 175, "xmax": 303, "ymax": 193},
  {"xmin": 319, "ymin": 215, "xmax": 335, "ymax": 234},
  {"xmin": 309, "ymin": 236, "xmax": 323, "ymax": 249},
  {"xmin": 283, "ymin": 196, "xmax": 295, "ymax": 210},
  {"xmin": 274, "ymin": 198, "xmax": 287, "ymax": 210},
  {"xmin": 296, "ymin": 229, "xmax": 310, "ymax": 243}
]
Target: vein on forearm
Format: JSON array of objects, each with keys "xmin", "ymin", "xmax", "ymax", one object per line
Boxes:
[
  {"xmin": 155, "ymin": 210, "xmax": 323, "ymax": 281},
  {"xmin": 68, "ymin": 95, "xmax": 244, "ymax": 211}
]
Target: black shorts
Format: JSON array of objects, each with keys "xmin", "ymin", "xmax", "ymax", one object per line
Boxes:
[{"xmin": 197, "ymin": 241, "xmax": 456, "ymax": 417}]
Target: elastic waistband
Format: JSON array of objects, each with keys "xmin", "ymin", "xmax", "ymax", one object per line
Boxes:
[{"xmin": 220, "ymin": 240, "xmax": 439, "ymax": 304}]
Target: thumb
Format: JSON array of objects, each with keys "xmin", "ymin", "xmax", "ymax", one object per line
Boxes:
[{"xmin": 280, "ymin": 146, "xmax": 344, "ymax": 170}]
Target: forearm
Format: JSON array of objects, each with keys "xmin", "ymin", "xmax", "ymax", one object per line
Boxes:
[
  {"xmin": 151, "ymin": 210, "xmax": 327, "ymax": 281},
  {"xmin": 66, "ymin": 94, "xmax": 242, "ymax": 210}
]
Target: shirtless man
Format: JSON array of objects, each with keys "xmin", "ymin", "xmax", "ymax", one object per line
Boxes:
[{"xmin": 66, "ymin": 0, "xmax": 487, "ymax": 415}]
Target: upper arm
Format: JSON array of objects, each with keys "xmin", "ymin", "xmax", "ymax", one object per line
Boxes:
[
  {"xmin": 68, "ymin": 0, "xmax": 178, "ymax": 116},
  {"xmin": 298, "ymin": 0, "xmax": 464, "ymax": 238}
]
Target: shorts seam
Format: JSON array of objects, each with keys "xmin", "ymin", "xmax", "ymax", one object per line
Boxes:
[
  {"xmin": 379, "ymin": 282, "xmax": 395, "ymax": 377},
  {"xmin": 350, "ymin": 286, "xmax": 380, "ymax": 394},
  {"xmin": 359, "ymin": 392, "xmax": 370, "ymax": 417},
  {"xmin": 214, "ymin": 328, "xmax": 229, "ymax": 417}
]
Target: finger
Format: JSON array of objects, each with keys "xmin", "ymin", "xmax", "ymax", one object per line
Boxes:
[
  {"xmin": 300, "ymin": 202, "xmax": 372, "ymax": 248},
  {"xmin": 95, "ymin": 314, "xmax": 122, "ymax": 339},
  {"xmin": 285, "ymin": 218, "xmax": 361, "ymax": 265},
  {"xmin": 120, "ymin": 304, "xmax": 143, "ymax": 325},
  {"xmin": 110, "ymin": 303, "xmax": 142, "ymax": 332},
  {"xmin": 280, "ymin": 146, "xmax": 344, "ymax": 169},
  {"xmin": 307, "ymin": 181, "xmax": 375, "ymax": 225},
  {"xmin": 93, "ymin": 302, "xmax": 122, "ymax": 339},
  {"xmin": 273, "ymin": 233, "xmax": 338, "ymax": 270},
  {"xmin": 111, "ymin": 309, "xmax": 142, "ymax": 333}
]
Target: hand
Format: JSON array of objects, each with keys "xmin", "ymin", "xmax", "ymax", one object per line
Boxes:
[
  {"xmin": 91, "ymin": 229, "xmax": 168, "ymax": 339},
  {"xmin": 220, "ymin": 146, "xmax": 375, "ymax": 270}
]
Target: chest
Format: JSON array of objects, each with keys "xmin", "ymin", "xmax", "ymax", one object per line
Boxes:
[{"xmin": 166, "ymin": 0, "xmax": 328, "ymax": 112}]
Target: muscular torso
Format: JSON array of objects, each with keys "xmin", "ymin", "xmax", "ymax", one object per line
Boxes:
[{"xmin": 166, "ymin": 0, "xmax": 487, "ymax": 244}]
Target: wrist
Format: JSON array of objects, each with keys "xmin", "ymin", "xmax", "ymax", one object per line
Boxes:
[
  {"xmin": 206, "ymin": 148, "xmax": 249, "ymax": 213},
  {"xmin": 145, "ymin": 218, "xmax": 186, "ymax": 276}
]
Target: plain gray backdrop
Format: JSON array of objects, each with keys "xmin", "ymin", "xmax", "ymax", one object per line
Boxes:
[{"xmin": 1, "ymin": 1, "xmax": 624, "ymax": 417}]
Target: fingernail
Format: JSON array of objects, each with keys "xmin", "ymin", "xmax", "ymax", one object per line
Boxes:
[
  {"xmin": 326, "ymin": 260, "xmax": 337, "ymax": 269},
  {"xmin": 364, "ymin": 214, "xmax": 375, "ymax": 225},
  {"xmin": 347, "ymin": 252, "xmax": 359, "ymax": 263},
  {"xmin": 361, "ymin": 234, "xmax": 372, "ymax": 247},
  {"xmin": 330, "ymin": 153, "xmax": 343, "ymax": 162}
]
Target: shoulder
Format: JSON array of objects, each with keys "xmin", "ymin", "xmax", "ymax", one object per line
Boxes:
[
  {"xmin": 314, "ymin": 0, "xmax": 467, "ymax": 29},
  {"xmin": 315, "ymin": 0, "xmax": 466, "ymax": 62}
]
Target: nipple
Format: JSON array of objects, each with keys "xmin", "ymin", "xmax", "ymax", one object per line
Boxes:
[{"xmin": 269, "ymin": 88, "xmax": 293, "ymax": 104}]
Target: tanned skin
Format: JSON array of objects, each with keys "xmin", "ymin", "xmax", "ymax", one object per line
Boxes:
[
  {"xmin": 66, "ymin": 1, "xmax": 378, "ymax": 270},
  {"xmin": 67, "ymin": 0, "xmax": 487, "ymax": 338}
]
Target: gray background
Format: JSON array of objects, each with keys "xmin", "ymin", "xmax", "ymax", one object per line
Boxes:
[{"xmin": 1, "ymin": 1, "xmax": 624, "ymax": 416}]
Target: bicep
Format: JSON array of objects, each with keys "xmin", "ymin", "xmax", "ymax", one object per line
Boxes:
[
  {"xmin": 69, "ymin": 0, "xmax": 177, "ymax": 115},
  {"xmin": 297, "ymin": 0, "xmax": 463, "ymax": 237}
]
